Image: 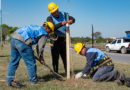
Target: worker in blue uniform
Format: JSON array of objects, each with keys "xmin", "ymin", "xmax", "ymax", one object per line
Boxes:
[
  {"xmin": 74, "ymin": 43, "xmax": 120, "ymax": 82},
  {"xmin": 6, "ymin": 22, "xmax": 54, "ymax": 87},
  {"xmin": 47, "ymin": 2, "xmax": 75, "ymax": 77}
]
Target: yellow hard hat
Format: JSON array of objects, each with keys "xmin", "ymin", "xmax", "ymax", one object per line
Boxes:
[
  {"xmin": 74, "ymin": 43, "xmax": 85, "ymax": 54},
  {"xmin": 43, "ymin": 22, "xmax": 54, "ymax": 34},
  {"xmin": 48, "ymin": 2, "xmax": 58, "ymax": 13}
]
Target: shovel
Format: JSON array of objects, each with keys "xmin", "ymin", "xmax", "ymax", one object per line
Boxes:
[{"xmin": 34, "ymin": 56, "xmax": 66, "ymax": 80}]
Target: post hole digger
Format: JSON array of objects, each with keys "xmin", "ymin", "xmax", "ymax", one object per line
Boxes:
[{"xmin": 34, "ymin": 55, "xmax": 66, "ymax": 80}]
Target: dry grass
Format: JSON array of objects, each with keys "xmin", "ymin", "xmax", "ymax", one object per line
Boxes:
[{"xmin": 0, "ymin": 44, "xmax": 130, "ymax": 90}]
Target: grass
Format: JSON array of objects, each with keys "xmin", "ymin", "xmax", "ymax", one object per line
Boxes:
[{"xmin": 0, "ymin": 44, "xmax": 130, "ymax": 90}]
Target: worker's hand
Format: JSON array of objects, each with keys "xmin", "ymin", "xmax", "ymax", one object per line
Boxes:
[
  {"xmin": 68, "ymin": 20, "xmax": 73, "ymax": 24},
  {"xmin": 40, "ymin": 60, "xmax": 45, "ymax": 65},
  {"xmin": 75, "ymin": 72, "xmax": 83, "ymax": 79},
  {"xmin": 61, "ymin": 21, "xmax": 67, "ymax": 25}
]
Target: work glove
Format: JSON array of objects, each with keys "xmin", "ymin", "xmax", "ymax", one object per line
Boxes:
[
  {"xmin": 75, "ymin": 72, "xmax": 83, "ymax": 79},
  {"xmin": 82, "ymin": 74, "xmax": 87, "ymax": 79}
]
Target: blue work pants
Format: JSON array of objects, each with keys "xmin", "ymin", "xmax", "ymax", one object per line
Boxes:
[
  {"xmin": 92, "ymin": 64, "xmax": 117, "ymax": 81},
  {"xmin": 6, "ymin": 38, "xmax": 38, "ymax": 84}
]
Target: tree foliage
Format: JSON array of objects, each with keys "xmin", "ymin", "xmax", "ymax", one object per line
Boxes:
[
  {"xmin": 96, "ymin": 36, "xmax": 107, "ymax": 43},
  {"xmin": 8, "ymin": 27, "xmax": 18, "ymax": 42},
  {"xmin": 71, "ymin": 37, "xmax": 92, "ymax": 44},
  {"xmin": 0, "ymin": 24, "xmax": 18, "ymax": 42},
  {"xmin": 93, "ymin": 31, "xmax": 101, "ymax": 39},
  {"xmin": 71, "ymin": 36, "xmax": 107, "ymax": 44}
]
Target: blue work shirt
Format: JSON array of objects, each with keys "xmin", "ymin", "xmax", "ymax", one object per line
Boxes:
[{"xmin": 82, "ymin": 48, "xmax": 106, "ymax": 75}]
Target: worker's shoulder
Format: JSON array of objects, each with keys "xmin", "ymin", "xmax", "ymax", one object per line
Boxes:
[{"xmin": 87, "ymin": 48, "xmax": 98, "ymax": 52}]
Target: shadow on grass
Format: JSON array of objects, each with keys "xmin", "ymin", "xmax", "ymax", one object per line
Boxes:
[
  {"xmin": 0, "ymin": 55, "xmax": 10, "ymax": 57},
  {"xmin": 37, "ymin": 73, "xmax": 66, "ymax": 82},
  {"xmin": 38, "ymin": 74, "xmax": 54, "ymax": 82},
  {"xmin": 37, "ymin": 69, "xmax": 95, "ymax": 82},
  {"xmin": 37, "ymin": 70, "xmax": 82, "ymax": 81}
]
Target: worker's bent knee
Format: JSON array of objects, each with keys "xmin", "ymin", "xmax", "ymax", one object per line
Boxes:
[{"xmin": 92, "ymin": 76, "xmax": 99, "ymax": 82}]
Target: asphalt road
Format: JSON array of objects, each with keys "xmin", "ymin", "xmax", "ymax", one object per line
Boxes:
[
  {"xmin": 104, "ymin": 51, "xmax": 130, "ymax": 63},
  {"xmin": 35, "ymin": 46, "xmax": 130, "ymax": 63}
]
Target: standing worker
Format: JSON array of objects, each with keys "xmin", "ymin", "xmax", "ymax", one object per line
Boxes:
[
  {"xmin": 74, "ymin": 43, "xmax": 120, "ymax": 82},
  {"xmin": 6, "ymin": 22, "xmax": 54, "ymax": 87},
  {"xmin": 47, "ymin": 2, "xmax": 75, "ymax": 77}
]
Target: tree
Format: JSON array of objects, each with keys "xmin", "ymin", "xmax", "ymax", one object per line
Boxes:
[
  {"xmin": 8, "ymin": 27, "xmax": 18, "ymax": 42},
  {"xmin": 86, "ymin": 37, "xmax": 91, "ymax": 42},
  {"xmin": 1, "ymin": 24, "xmax": 17, "ymax": 42},
  {"xmin": 93, "ymin": 31, "xmax": 101, "ymax": 39}
]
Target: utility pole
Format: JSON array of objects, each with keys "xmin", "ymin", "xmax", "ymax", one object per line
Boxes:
[
  {"xmin": 0, "ymin": 0, "xmax": 2, "ymax": 47},
  {"xmin": 92, "ymin": 25, "xmax": 94, "ymax": 48},
  {"xmin": 92, "ymin": 25, "xmax": 94, "ymax": 72}
]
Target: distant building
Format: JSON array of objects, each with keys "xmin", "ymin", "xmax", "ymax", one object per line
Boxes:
[{"xmin": 106, "ymin": 37, "xmax": 116, "ymax": 43}]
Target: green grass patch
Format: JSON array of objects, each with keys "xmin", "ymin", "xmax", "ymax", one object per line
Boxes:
[{"xmin": 0, "ymin": 44, "xmax": 130, "ymax": 90}]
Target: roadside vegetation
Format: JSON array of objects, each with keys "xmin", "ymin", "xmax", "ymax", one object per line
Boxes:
[{"xmin": 0, "ymin": 44, "xmax": 130, "ymax": 90}]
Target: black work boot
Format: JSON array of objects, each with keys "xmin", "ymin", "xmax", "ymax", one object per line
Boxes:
[
  {"xmin": 122, "ymin": 72, "xmax": 130, "ymax": 87},
  {"xmin": 116, "ymin": 70, "xmax": 120, "ymax": 80},
  {"xmin": 9, "ymin": 81, "xmax": 26, "ymax": 88},
  {"xmin": 115, "ymin": 72, "xmax": 126, "ymax": 86},
  {"xmin": 115, "ymin": 78, "xmax": 125, "ymax": 86}
]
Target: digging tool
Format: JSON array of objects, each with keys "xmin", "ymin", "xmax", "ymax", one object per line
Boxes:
[{"xmin": 34, "ymin": 56, "xmax": 65, "ymax": 79}]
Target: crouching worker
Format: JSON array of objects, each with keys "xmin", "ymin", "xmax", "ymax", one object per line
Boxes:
[
  {"xmin": 6, "ymin": 22, "xmax": 54, "ymax": 88},
  {"xmin": 74, "ymin": 43, "xmax": 120, "ymax": 82}
]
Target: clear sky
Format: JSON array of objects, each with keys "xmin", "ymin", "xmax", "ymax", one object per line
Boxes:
[{"xmin": 1, "ymin": 0, "xmax": 130, "ymax": 38}]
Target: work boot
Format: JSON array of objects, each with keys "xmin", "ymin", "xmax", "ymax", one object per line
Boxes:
[
  {"xmin": 116, "ymin": 70, "xmax": 120, "ymax": 80},
  {"xmin": 122, "ymin": 72, "xmax": 130, "ymax": 87},
  {"xmin": 8, "ymin": 81, "xmax": 26, "ymax": 88},
  {"xmin": 115, "ymin": 72, "xmax": 125, "ymax": 86},
  {"xmin": 115, "ymin": 78, "xmax": 125, "ymax": 86}
]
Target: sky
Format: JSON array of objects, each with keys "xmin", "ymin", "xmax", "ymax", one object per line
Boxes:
[{"xmin": 1, "ymin": 0, "xmax": 130, "ymax": 38}]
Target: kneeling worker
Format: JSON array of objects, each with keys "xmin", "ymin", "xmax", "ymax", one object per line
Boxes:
[
  {"xmin": 6, "ymin": 22, "xmax": 54, "ymax": 87},
  {"xmin": 74, "ymin": 43, "xmax": 120, "ymax": 82}
]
